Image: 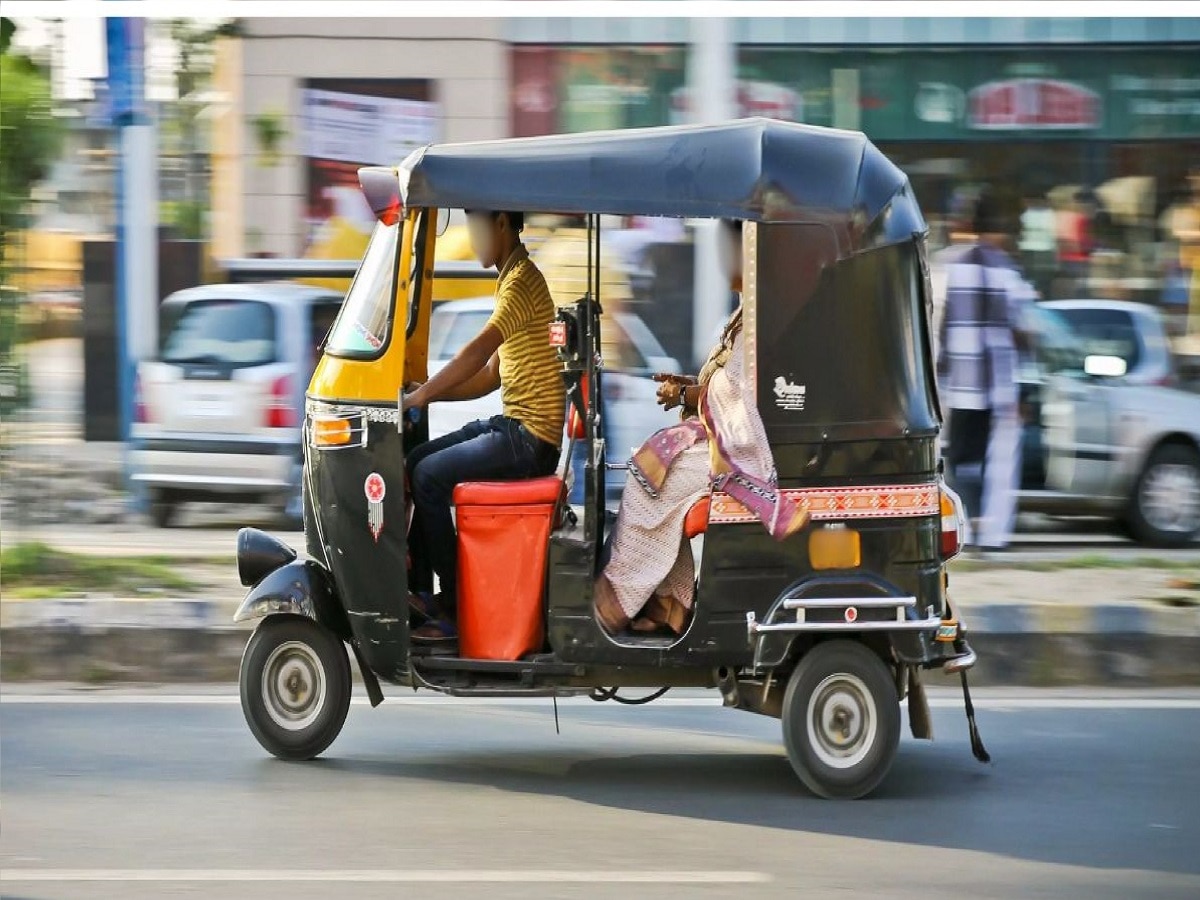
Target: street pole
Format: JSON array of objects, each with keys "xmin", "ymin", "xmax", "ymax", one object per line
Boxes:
[
  {"xmin": 105, "ymin": 18, "xmax": 157, "ymax": 495},
  {"xmin": 687, "ymin": 17, "xmax": 736, "ymax": 369}
]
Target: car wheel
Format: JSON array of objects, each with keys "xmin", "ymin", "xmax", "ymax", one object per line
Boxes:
[
  {"xmin": 239, "ymin": 614, "xmax": 352, "ymax": 761},
  {"xmin": 1128, "ymin": 444, "xmax": 1200, "ymax": 548},
  {"xmin": 781, "ymin": 640, "xmax": 901, "ymax": 800},
  {"xmin": 148, "ymin": 490, "xmax": 179, "ymax": 529}
]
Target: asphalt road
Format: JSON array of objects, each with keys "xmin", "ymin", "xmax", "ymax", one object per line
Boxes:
[{"xmin": 2, "ymin": 688, "xmax": 1198, "ymax": 900}]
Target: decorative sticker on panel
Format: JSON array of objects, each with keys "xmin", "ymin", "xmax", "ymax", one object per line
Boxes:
[
  {"xmin": 773, "ymin": 376, "xmax": 806, "ymax": 411},
  {"xmin": 365, "ymin": 472, "xmax": 386, "ymax": 541}
]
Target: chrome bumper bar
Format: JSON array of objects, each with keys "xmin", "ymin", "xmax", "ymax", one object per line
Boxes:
[
  {"xmin": 747, "ymin": 612, "xmax": 942, "ymax": 635},
  {"xmin": 781, "ymin": 596, "xmax": 916, "ymax": 610}
]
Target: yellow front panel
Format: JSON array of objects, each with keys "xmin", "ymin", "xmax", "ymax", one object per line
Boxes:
[{"xmin": 308, "ymin": 210, "xmax": 438, "ymax": 403}]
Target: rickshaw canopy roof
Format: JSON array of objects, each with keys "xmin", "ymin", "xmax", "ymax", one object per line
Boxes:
[{"xmin": 397, "ymin": 118, "xmax": 925, "ymax": 240}]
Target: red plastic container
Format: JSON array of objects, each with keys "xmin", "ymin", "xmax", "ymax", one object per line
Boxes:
[{"xmin": 453, "ymin": 476, "xmax": 563, "ymax": 661}]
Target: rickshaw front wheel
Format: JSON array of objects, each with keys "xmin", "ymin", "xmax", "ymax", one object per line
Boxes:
[
  {"xmin": 239, "ymin": 614, "xmax": 352, "ymax": 761},
  {"xmin": 781, "ymin": 640, "xmax": 900, "ymax": 800}
]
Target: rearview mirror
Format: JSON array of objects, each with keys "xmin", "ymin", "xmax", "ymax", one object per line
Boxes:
[
  {"xmin": 1084, "ymin": 355, "xmax": 1127, "ymax": 378},
  {"xmin": 437, "ymin": 208, "xmax": 452, "ymax": 236}
]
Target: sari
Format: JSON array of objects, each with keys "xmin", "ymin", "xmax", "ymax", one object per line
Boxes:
[{"xmin": 594, "ymin": 307, "xmax": 809, "ymax": 634}]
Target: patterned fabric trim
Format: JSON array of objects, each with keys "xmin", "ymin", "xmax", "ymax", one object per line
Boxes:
[
  {"xmin": 708, "ymin": 483, "xmax": 940, "ymax": 524},
  {"xmin": 305, "ymin": 400, "xmax": 400, "ymax": 425}
]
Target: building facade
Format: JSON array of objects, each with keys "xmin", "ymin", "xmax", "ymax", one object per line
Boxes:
[
  {"xmin": 212, "ymin": 16, "xmax": 1200, "ymax": 305},
  {"xmin": 211, "ymin": 18, "xmax": 510, "ymax": 259}
]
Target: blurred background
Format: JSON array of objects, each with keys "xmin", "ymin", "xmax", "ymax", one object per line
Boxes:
[
  {"xmin": 1, "ymin": 14, "xmax": 1198, "ymax": 542},
  {"xmin": 3, "ymin": 16, "xmax": 1200, "ymax": 892}
]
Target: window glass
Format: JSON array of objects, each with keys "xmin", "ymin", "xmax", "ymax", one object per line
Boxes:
[
  {"xmin": 1053, "ymin": 307, "xmax": 1142, "ymax": 371},
  {"xmin": 325, "ymin": 222, "xmax": 398, "ymax": 357},
  {"xmin": 161, "ymin": 299, "xmax": 277, "ymax": 367}
]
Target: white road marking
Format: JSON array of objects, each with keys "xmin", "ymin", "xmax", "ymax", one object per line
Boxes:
[
  {"xmin": 0, "ymin": 869, "xmax": 770, "ymax": 885},
  {"xmin": 3, "ymin": 693, "xmax": 1200, "ymax": 710}
]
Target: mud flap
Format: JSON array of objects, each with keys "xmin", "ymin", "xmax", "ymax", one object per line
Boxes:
[
  {"xmin": 907, "ymin": 667, "xmax": 933, "ymax": 740},
  {"xmin": 350, "ymin": 643, "xmax": 385, "ymax": 708}
]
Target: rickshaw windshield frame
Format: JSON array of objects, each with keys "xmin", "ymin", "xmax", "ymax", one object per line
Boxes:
[
  {"xmin": 323, "ymin": 219, "xmax": 404, "ymax": 361},
  {"xmin": 405, "ymin": 210, "xmax": 431, "ymax": 339}
]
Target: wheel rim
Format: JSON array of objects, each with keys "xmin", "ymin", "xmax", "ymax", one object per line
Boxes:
[
  {"xmin": 261, "ymin": 641, "xmax": 327, "ymax": 732},
  {"xmin": 1140, "ymin": 462, "xmax": 1200, "ymax": 535},
  {"xmin": 806, "ymin": 672, "xmax": 878, "ymax": 770}
]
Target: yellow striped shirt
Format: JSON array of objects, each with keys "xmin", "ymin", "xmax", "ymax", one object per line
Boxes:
[{"xmin": 487, "ymin": 245, "xmax": 565, "ymax": 447}]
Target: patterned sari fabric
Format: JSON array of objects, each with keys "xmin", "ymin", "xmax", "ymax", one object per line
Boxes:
[
  {"xmin": 700, "ymin": 340, "xmax": 811, "ymax": 540},
  {"xmin": 595, "ymin": 315, "xmax": 808, "ymax": 635}
]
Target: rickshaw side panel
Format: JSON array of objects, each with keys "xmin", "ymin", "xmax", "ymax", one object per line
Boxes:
[
  {"xmin": 695, "ymin": 518, "xmax": 945, "ymax": 667},
  {"xmin": 306, "ymin": 414, "xmax": 410, "ymax": 681},
  {"xmin": 752, "ymin": 231, "xmax": 940, "ymax": 449}
]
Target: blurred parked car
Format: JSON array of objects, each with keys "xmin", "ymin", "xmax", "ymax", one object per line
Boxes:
[
  {"xmin": 427, "ymin": 297, "xmax": 680, "ymax": 500},
  {"xmin": 1042, "ymin": 299, "xmax": 1177, "ymax": 386},
  {"xmin": 131, "ymin": 283, "xmax": 342, "ymax": 527},
  {"xmin": 1018, "ymin": 300, "xmax": 1200, "ymax": 546}
]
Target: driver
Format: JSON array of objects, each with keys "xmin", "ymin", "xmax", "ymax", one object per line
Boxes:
[{"xmin": 402, "ymin": 210, "xmax": 564, "ymax": 642}]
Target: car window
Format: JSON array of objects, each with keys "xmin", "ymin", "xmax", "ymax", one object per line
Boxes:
[
  {"xmin": 429, "ymin": 308, "xmax": 492, "ymax": 361},
  {"xmin": 1024, "ymin": 306, "xmax": 1085, "ymax": 375},
  {"xmin": 1053, "ymin": 307, "xmax": 1142, "ymax": 371},
  {"xmin": 161, "ymin": 299, "xmax": 277, "ymax": 367},
  {"xmin": 325, "ymin": 221, "xmax": 398, "ymax": 357}
]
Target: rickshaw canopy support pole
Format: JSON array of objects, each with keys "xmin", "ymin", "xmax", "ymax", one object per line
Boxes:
[{"xmin": 687, "ymin": 16, "xmax": 737, "ymax": 367}]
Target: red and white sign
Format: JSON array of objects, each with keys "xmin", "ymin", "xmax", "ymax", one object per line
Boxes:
[
  {"xmin": 670, "ymin": 81, "xmax": 802, "ymax": 124},
  {"xmin": 968, "ymin": 79, "xmax": 1100, "ymax": 130}
]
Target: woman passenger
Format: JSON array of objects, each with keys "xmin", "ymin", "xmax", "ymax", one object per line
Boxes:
[{"xmin": 593, "ymin": 220, "xmax": 810, "ymax": 636}]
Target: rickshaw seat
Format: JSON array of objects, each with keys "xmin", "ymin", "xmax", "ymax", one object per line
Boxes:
[
  {"xmin": 684, "ymin": 495, "xmax": 711, "ymax": 539},
  {"xmin": 453, "ymin": 475, "xmax": 565, "ymax": 507}
]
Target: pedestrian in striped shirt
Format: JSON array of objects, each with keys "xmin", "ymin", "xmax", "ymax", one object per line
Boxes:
[{"xmin": 936, "ymin": 189, "xmax": 1036, "ymax": 552}]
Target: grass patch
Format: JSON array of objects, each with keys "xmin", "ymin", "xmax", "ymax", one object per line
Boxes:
[{"xmin": 1, "ymin": 542, "xmax": 198, "ymax": 599}]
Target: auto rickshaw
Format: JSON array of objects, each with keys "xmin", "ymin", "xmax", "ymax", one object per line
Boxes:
[{"xmin": 233, "ymin": 118, "xmax": 988, "ymax": 800}]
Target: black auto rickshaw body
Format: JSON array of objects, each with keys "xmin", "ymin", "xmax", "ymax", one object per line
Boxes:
[{"xmin": 233, "ymin": 118, "xmax": 986, "ymax": 799}]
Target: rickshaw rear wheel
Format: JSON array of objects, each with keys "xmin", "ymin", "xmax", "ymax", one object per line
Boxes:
[
  {"xmin": 781, "ymin": 640, "xmax": 900, "ymax": 800},
  {"xmin": 239, "ymin": 614, "xmax": 352, "ymax": 761}
]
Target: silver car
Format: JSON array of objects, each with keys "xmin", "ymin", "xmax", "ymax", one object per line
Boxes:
[
  {"xmin": 1019, "ymin": 300, "xmax": 1200, "ymax": 546},
  {"xmin": 131, "ymin": 282, "xmax": 342, "ymax": 527}
]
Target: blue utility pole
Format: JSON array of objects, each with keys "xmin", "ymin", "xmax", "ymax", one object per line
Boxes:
[{"xmin": 105, "ymin": 18, "xmax": 156, "ymax": 484}]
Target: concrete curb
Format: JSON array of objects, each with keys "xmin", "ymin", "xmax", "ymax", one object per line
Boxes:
[{"xmin": 2, "ymin": 598, "xmax": 1199, "ymax": 685}]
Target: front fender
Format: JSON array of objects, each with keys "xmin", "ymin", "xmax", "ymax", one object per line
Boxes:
[{"xmin": 233, "ymin": 559, "xmax": 351, "ymax": 639}]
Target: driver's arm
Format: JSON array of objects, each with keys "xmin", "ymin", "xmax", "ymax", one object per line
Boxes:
[
  {"xmin": 407, "ymin": 326, "xmax": 503, "ymax": 407},
  {"xmin": 441, "ymin": 351, "xmax": 501, "ymax": 401}
]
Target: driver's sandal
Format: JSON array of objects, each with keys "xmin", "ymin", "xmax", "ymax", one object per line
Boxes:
[{"xmin": 412, "ymin": 618, "xmax": 458, "ymax": 644}]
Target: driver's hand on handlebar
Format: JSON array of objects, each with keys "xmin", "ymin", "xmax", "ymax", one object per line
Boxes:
[{"xmin": 401, "ymin": 382, "xmax": 426, "ymax": 411}]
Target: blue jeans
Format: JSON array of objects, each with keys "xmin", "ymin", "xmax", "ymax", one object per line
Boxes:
[{"xmin": 406, "ymin": 416, "xmax": 559, "ymax": 610}]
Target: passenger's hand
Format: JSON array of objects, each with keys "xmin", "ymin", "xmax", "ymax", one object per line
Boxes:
[
  {"xmin": 651, "ymin": 372, "xmax": 697, "ymax": 386},
  {"xmin": 656, "ymin": 380, "xmax": 684, "ymax": 411}
]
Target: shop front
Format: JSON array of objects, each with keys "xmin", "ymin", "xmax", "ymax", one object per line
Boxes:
[{"xmin": 511, "ymin": 43, "xmax": 1200, "ymax": 302}]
